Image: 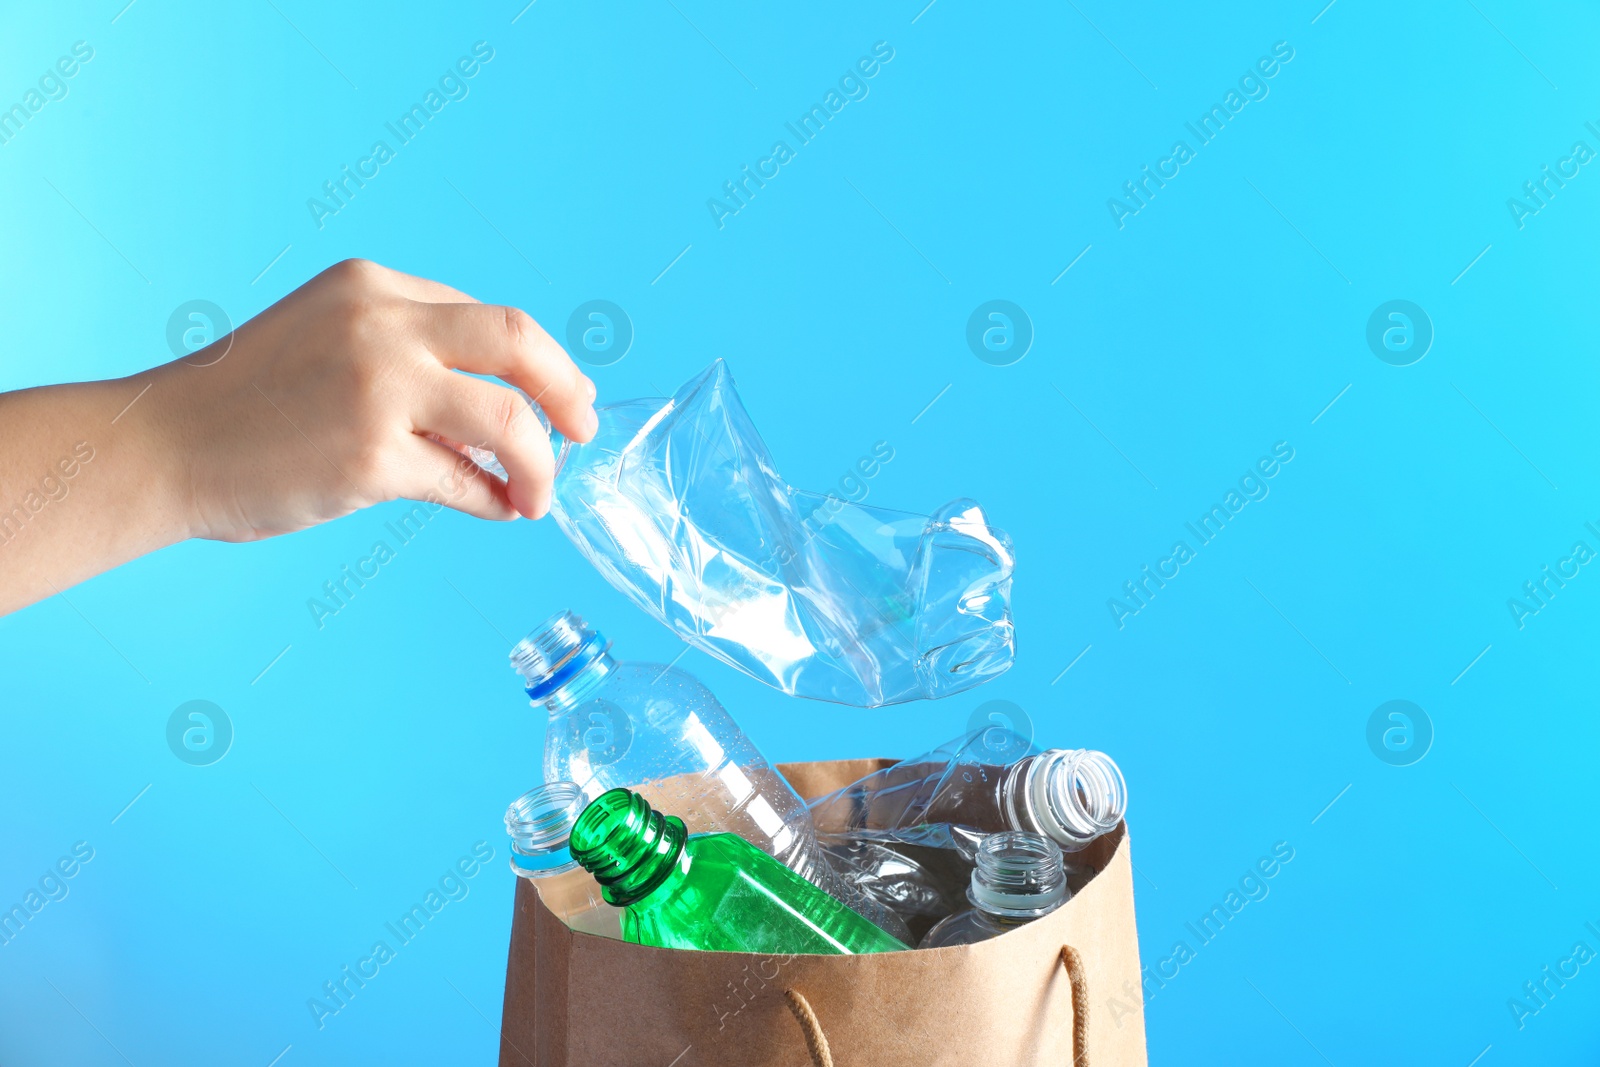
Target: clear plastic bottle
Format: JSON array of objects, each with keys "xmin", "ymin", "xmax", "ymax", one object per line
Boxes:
[
  {"xmin": 920, "ymin": 831, "xmax": 1069, "ymax": 948},
  {"xmin": 510, "ymin": 610, "xmax": 911, "ymax": 942},
  {"xmin": 806, "ymin": 726, "xmax": 1127, "ymax": 857},
  {"xmin": 504, "ymin": 781, "xmax": 622, "ymax": 939}
]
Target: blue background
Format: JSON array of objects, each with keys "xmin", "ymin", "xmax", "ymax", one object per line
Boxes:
[{"xmin": 2, "ymin": 0, "xmax": 1597, "ymax": 1064}]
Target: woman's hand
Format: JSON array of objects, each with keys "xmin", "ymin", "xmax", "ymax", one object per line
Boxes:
[
  {"xmin": 0, "ymin": 259, "xmax": 596, "ymax": 616},
  {"xmin": 146, "ymin": 258, "xmax": 597, "ymax": 541}
]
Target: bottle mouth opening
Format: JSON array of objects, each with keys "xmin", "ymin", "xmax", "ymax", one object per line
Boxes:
[
  {"xmin": 968, "ymin": 830, "xmax": 1068, "ymax": 918},
  {"xmin": 510, "ymin": 610, "xmax": 610, "ymax": 701},
  {"xmin": 506, "ymin": 780, "xmax": 585, "ymax": 843},
  {"xmin": 569, "ymin": 788, "xmax": 686, "ymax": 906},
  {"xmin": 1028, "ymin": 749, "xmax": 1127, "ymax": 851},
  {"xmin": 506, "ymin": 782, "xmax": 587, "ymax": 877},
  {"xmin": 569, "ymin": 789, "xmax": 637, "ymax": 856}
]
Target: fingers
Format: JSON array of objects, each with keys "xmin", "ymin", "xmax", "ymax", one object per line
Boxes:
[
  {"xmin": 397, "ymin": 435, "xmax": 521, "ymax": 522},
  {"xmin": 408, "ymin": 301, "xmax": 598, "ymax": 444},
  {"xmin": 412, "ymin": 369, "xmax": 557, "ymax": 519}
]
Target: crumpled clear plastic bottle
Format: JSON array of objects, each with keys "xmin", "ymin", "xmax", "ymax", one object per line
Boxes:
[
  {"xmin": 817, "ymin": 836, "xmax": 955, "ymax": 923},
  {"xmin": 462, "ymin": 360, "xmax": 1016, "ymax": 708},
  {"xmin": 805, "ymin": 727, "xmax": 1127, "ymax": 858}
]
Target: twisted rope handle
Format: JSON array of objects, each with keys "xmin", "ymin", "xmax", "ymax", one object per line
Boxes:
[
  {"xmin": 784, "ymin": 988, "xmax": 834, "ymax": 1067},
  {"xmin": 1060, "ymin": 945, "xmax": 1089, "ymax": 1066},
  {"xmin": 783, "ymin": 945, "xmax": 1089, "ymax": 1067}
]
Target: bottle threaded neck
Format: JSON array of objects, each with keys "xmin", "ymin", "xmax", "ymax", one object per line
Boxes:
[
  {"xmin": 504, "ymin": 781, "xmax": 587, "ymax": 878},
  {"xmin": 569, "ymin": 788, "xmax": 687, "ymax": 907},
  {"xmin": 510, "ymin": 610, "xmax": 611, "ymax": 704},
  {"xmin": 1010, "ymin": 749, "xmax": 1127, "ymax": 851},
  {"xmin": 969, "ymin": 830, "xmax": 1068, "ymax": 918}
]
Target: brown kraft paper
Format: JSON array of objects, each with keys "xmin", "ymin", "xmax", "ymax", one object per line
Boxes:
[{"xmin": 499, "ymin": 758, "xmax": 1148, "ymax": 1067}]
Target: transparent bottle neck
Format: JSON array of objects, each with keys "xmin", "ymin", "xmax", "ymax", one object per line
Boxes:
[
  {"xmin": 967, "ymin": 830, "xmax": 1067, "ymax": 919},
  {"xmin": 510, "ymin": 610, "xmax": 618, "ymax": 714},
  {"xmin": 1000, "ymin": 748, "xmax": 1127, "ymax": 852},
  {"xmin": 505, "ymin": 781, "xmax": 588, "ymax": 879}
]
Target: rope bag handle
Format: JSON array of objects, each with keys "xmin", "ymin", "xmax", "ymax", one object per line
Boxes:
[{"xmin": 782, "ymin": 943, "xmax": 1090, "ymax": 1067}]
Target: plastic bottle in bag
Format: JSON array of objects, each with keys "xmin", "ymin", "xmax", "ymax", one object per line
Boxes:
[
  {"xmin": 510, "ymin": 609, "xmax": 912, "ymax": 942},
  {"xmin": 504, "ymin": 781, "xmax": 622, "ymax": 938},
  {"xmin": 919, "ymin": 831, "xmax": 1068, "ymax": 948},
  {"xmin": 457, "ymin": 360, "xmax": 1016, "ymax": 708},
  {"xmin": 817, "ymin": 836, "xmax": 954, "ymax": 922},
  {"xmin": 817, "ymin": 835, "xmax": 962, "ymax": 945},
  {"xmin": 569, "ymin": 788, "xmax": 907, "ymax": 954},
  {"xmin": 806, "ymin": 726, "xmax": 1127, "ymax": 857}
]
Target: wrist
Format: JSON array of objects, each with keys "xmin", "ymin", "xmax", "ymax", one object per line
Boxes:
[{"xmin": 107, "ymin": 367, "xmax": 203, "ymax": 546}]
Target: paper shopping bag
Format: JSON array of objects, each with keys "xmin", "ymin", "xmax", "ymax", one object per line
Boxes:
[{"xmin": 499, "ymin": 758, "xmax": 1148, "ymax": 1066}]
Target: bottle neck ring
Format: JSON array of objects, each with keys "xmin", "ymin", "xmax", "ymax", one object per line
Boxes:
[{"xmin": 523, "ymin": 633, "xmax": 607, "ymax": 701}]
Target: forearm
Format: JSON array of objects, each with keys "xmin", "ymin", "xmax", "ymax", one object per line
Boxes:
[{"xmin": 0, "ymin": 371, "xmax": 192, "ymax": 615}]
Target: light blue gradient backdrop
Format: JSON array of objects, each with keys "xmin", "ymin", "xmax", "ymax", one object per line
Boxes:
[{"xmin": 3, "ymin": 1, "xmax": 1598, "ymax": 1064}]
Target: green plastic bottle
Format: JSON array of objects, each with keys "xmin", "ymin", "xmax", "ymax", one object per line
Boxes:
[{"xmin": 569, "ymin": 788, "xmax": 908, "ymax": 955}]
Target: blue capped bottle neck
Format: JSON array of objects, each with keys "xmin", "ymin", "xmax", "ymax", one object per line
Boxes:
[
  {"xmin": 511, "ymin": 610, "xmax": 615, "ymax": 709},
  {"xmin": 521, "ymin": 633, "xmax": 608, "ymax": 700}
]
